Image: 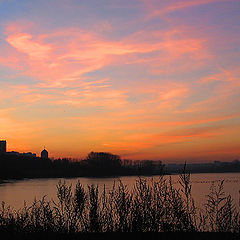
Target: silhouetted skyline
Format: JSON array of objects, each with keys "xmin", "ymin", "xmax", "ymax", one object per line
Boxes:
[
  {"xmin": 0, "ymin": 139, "xmax": 239, "ymax": 180},
  {"xmin": 1, "ymin": 139, "xmax": 239, "ymax": 164}
]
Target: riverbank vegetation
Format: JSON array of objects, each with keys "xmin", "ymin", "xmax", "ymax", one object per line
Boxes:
[{"xmin": 0, "ymin": 170, "xmax": 239, "ymax": 236}]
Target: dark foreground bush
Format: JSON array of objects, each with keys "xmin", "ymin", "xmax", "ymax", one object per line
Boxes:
[{"xmin": 0, "ymin": 170, "xmax": 239, "ymax": 236}]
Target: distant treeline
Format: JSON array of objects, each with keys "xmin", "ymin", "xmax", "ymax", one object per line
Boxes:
[
  {"xmin": 0, "ymin": 152, "xmax": 164, "ymax": 180},
  {"xmin": 0, "ymin": 151, "xmax": 240, "ymax": 180},
  {"xmin": 165, "ymin": 160, "xmax": 240, "ymax": 174}
]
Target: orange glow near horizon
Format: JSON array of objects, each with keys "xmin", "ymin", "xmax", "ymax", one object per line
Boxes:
[{"xmin": 0, "ymin": 0, "xmax": 240, "ymax": 163}]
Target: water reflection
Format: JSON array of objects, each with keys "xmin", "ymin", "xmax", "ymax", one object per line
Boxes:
[{"xmin": 0, "ymin": 173, "xmax": 239, "ymax": 210}]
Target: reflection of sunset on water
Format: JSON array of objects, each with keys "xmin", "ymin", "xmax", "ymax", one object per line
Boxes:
[{"xmin": 1, "ymin": 173, "xmax": 240, "ymax": 210}]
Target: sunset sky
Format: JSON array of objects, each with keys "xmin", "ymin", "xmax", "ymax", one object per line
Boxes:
[{"xmin": 0, "ymin": 0, "xmax": 240, "ymax": 162}]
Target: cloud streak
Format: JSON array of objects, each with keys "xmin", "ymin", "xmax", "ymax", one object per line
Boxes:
[
  {"xmin": 143, "ymin": 0, "xmax": 227, "ymax": 20},
  {"xmin": 0, "ymin": 0, "xmax": 239, "ymax": 161}
]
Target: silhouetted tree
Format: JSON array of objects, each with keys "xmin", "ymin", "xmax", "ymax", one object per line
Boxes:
[{"xmin": 85, "ymin": 152, "xmax": 122, "ymax": 176}]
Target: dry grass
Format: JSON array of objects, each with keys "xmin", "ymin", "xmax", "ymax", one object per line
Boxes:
[{"xmin": 0, "ymin": 171, "xmax": 239, "ymax": 233}]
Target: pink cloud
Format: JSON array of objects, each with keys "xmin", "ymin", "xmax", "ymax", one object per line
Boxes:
[
  {"xmin": 0, "ymin": 23, "xmax": 211, "ymax": 113},
  {"xmin": 56, "ymin": 88, "xmax": 128, "ymax": 108},
  {"xmin": 159, "ymin": 87, "xmax": 189, "ymax": 100},
  {"xmin": 2, "ymin": 23, "xmax": 209, "ymax": 85},
  {"xmin": 143, "ymin": 0, "xmax": 226, "ymax": 20},
  {"xmin": 200, "ymin": 67, "xmax": 240, "ymax": 84},
  {"xmin": 128, "ymin": 81, "xmax": 191, "ymax": 112},
  {"xmin": 6, "ymin": 33, "xmax": 52, "ymax": 59}
]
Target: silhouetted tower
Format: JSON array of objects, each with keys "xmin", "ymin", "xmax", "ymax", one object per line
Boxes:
[
  {"xmin": 0, "ymin": 140, "xmax": 6, "ymax": 155},
  {"xmin": 41, "ymin": 148, "xmax": 48, "ymax": 159}
]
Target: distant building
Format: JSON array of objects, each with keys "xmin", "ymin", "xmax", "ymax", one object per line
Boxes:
[
  {"xmin": 6, "ymin": 151, "xmax": 20, "ymax": 156},
  {"xmin": 0, "ymin": 140, "xmax": 6, "ymax": 155},
  {"xmin": 41, "ymin": 148, "xmax": 48, "ymax": 159},
  {"xmin": 0, "ymin": 140, "xmax": 37, "ymax": 158},
  {"xmin": 22, "ymin": 152, "xmax": 37, "ymax": 158}
]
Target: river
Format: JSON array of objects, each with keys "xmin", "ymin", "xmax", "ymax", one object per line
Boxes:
[{"xmin": 0, "ymin": 172, "xmax": 239, "ymax": 210}]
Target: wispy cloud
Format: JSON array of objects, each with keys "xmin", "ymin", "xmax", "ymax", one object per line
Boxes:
[
  {"xmin": 143, "ymin": 0, "xmax": 227, "ymax": 20},
  {"xmin": 0, "ymin": 0, "xmax": 239, "ymax": 160},
  {"xmin": 3, "ymin": 24, "xmax": 209, "ymax": 84},
  {"xmin": 6, "ymin": 33, "xmax": 52, "ymax": 59}
]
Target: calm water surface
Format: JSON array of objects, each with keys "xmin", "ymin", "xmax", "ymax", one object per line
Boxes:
[{"xmin": 0, "ymin": 173, "xmax": 239, "ymax": 210}]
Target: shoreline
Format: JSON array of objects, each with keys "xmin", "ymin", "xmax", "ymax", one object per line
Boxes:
[{"xmin": 1, "ymin": 171, "xmax": 240, "ymax": 183}]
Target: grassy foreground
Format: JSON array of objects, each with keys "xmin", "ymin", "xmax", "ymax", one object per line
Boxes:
[{"xmin": 0, "ymin": 171, "xmax": 239, "ymax": 238}]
